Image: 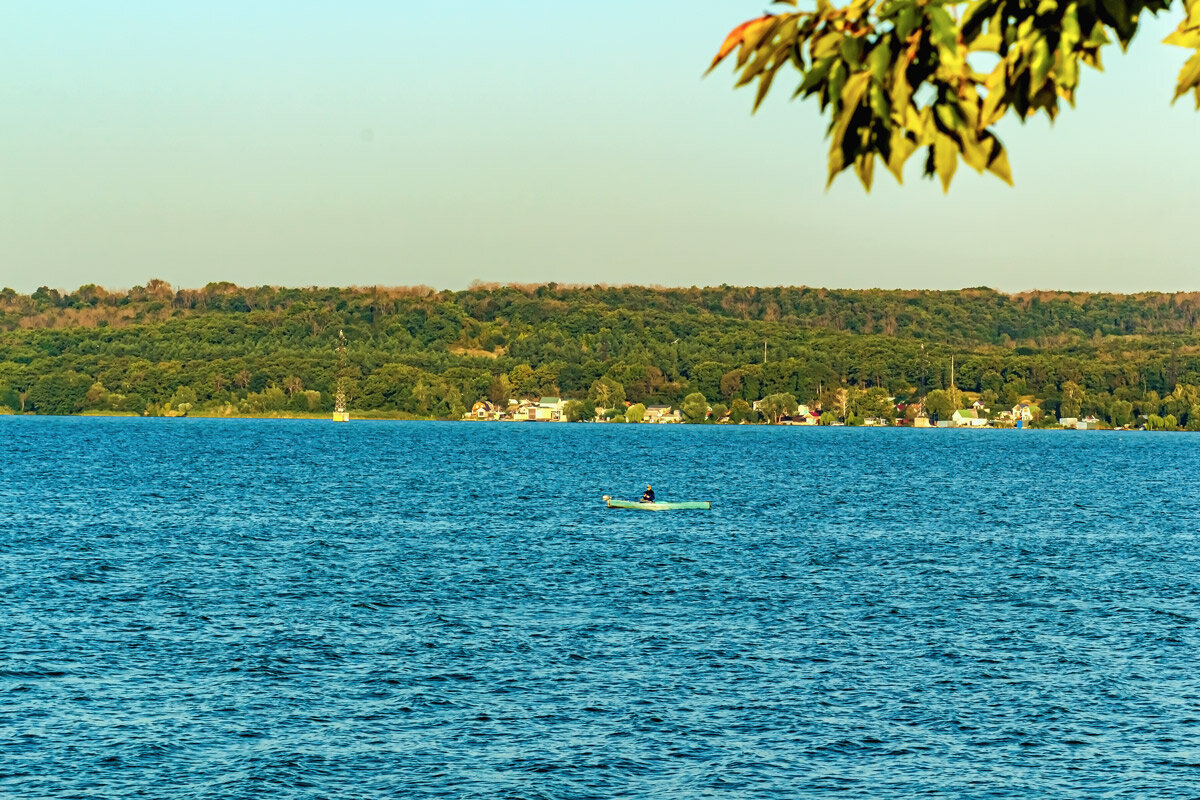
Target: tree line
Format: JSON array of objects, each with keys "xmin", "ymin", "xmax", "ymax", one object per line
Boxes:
[{"xmin": 2, "ymin": 281, "xmax": 1200, "ymax": 428}]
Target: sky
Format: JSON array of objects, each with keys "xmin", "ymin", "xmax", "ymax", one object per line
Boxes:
[{"xmin": 2, "ymin": 1, "xmax": 1198, "ymax": 294}]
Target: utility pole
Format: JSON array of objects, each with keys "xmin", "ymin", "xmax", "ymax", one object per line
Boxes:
[
  {"xmin": 763, "ymin": 338, "xmax": 768, "ymax": 365},
  {"xmin": 948, "ymin": 354, "xmax": 963, "ymax": 412}
]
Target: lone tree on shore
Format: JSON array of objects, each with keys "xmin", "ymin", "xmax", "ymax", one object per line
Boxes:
[{"xmin": 710, "ymin": 0, "xmax": 1200, "ymax": 189}]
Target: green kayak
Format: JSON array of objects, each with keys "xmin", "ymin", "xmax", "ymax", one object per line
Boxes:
[{"xmin": 603, "ymin": 495, "xmax": 711, "ymax": 511}]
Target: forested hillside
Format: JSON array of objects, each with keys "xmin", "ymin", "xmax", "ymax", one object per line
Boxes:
[{"xmin": 3, "ymin": 280, "xmax": 1200, "ymax": 426}]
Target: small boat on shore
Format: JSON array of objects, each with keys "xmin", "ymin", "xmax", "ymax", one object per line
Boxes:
[{"xmin": 602, "ymin": 495, "xmax": 711, "ymax": 511}]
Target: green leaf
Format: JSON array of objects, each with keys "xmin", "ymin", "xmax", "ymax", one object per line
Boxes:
[
  {"xmin": 1086, "ymin": 22, "xmax": 1112, "ymax": 48},
  {"xmin": 828, "ymin": 59, "xmax": 849, "ymax": 111},
  {"xmin": 840, "ymin": 36, "xmax": 864, "ymax": 67},
  {"xmin": 795, "ymin": 57, "xmax": 835, "ymax": 98},
  {"xmin": 927, "ymin": 6, "xmax": 958, "ymax": 53},
  {"xmin": 869, "ymin": 82, "xmax": 891, "ymax": 119},
  {"xmin": 1099, "ymin": 0, "xmax": 1134, "ymax": 44},
  {"xmin": 868, "ymin": 41, "xmax": 891, "ymax": 82}
]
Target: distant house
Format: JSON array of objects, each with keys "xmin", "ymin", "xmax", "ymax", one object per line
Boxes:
[
  {"xmin": 1059, "ymin": 416, "xmax": 1079, "ymax": 429},
  {"xmin": 1077, "ymin": 416, "xmax": 1101, "ymax": 430},
  {"xmin": 535, "ymin": 397, "xmax": 566, "ymax": 421},
  {"xmin": 506, "ymin": 396, "xmax": 565, "ymax": 421},
  {"xmin": 643, "ymin": 405, "xmax": 681, "ymax": 423},
  {"xmin": 511, "ymin": 398, "xmax": 538, "ymax": 421},
  {"xmin": 465, "ymin": 400, "xmax": 499, "ymax": 420},
  {"xmin": 952, "ymin": 409, "xmax": 987, "ymax": 427},
  {"xmin": 1012, "ymin": 403, "xmax": 1035, "ymax": 422},
  {"xmin": 913, "ymin": 415, "xmax": 932, "ymax": 428}
]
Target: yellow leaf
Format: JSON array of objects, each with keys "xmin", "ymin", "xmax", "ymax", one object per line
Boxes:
[
  {"xmin": 886, "ymin": 130, "xmax": 918, "ymax": 183},
  {"xmin": 1174, "ymin": 52, "xmax": 1200, "ymax": 102},
  {"xmin": 892, "ymin": 61, "xmax": 913, "ymax": 112},
  {"xmin": 854, "ymin": 152, "xmax": 876, "ymax": 190},
  {"xmin": 981, "ymin": 68, "xmax": 1007, "ymax": 127},
  {"xmin": 832, "ymin": 71, "xmax": 872, "ymax": 144},
  {"xmin": 934, "ymin": 132, "xmax": 957, "ymax": 192},
  {"xmin": 1030, "ymin": 38, "xmax": 1053, "ymax": 90},
  {"xmin": 827, "ymin": 141, "xmax": 847, "ymax": 189},
  {"xmin": 987, "ymin": 146, "xmax": 1013, "ymax": 184},
  {"xmin": 1163, "ymin": 28, "xmax": 1200, "ymax": 49},
  {"xmin": 968, "ymin": 33, "xmax": 1003, "ymax": 52},
  {"xmin": 961, "ymin": 133, "xmax": 988, "ymax": 172},
  {"xmin": 752, "ymin": 59, "xmax": 786, "ymax": 111}
]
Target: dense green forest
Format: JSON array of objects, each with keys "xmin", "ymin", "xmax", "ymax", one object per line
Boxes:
[{"xmin": 3, "ymin": 280, "xmax": 1200, "ymax": 428}]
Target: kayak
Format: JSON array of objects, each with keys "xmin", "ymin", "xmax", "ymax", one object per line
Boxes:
[{"xmin": 603, "ymin": 495, "xmax": 711, "ymax": 511}]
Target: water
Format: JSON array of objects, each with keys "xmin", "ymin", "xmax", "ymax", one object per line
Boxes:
[{"xmin": 2, "ymin": 417, "xmax": 1200, "ymax": 799}]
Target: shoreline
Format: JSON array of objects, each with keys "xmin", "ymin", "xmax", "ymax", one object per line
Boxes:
[{"xmin": 0, "ymin": 410, "xmax": 1185, "ymax": 431}]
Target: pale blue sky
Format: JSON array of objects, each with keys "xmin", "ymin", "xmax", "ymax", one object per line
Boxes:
[{"xmin": 2, "ymin": 2, "xmax": 1197, "ymax": 294}]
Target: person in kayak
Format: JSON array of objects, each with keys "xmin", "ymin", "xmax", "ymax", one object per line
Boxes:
[{"xmin": 641, "ymin": 485, "xmax": 655, "ymax": 502}]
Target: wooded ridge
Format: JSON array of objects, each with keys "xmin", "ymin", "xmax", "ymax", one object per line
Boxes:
[{"xmin": 2, "ymin": 281, "xmax": 1199, "ymax": 427}]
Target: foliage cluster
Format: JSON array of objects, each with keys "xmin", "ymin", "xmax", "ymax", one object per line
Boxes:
[{"xmin": 711, "ymin": 0, "xmax": 1200, "ymax": 188}]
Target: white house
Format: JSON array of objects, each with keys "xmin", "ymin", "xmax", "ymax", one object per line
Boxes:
[
  {"xmin": 1012, "ymin": 403, "xmax": 1035, "ymax": 422},
  {"xmin": 509, "ymin": 398, "xmax": 537, "ymax": 421},
  {"xmin": 534, "ymin": 397, "xmax": 567, "ymax": 421},
  {"xmin": 952, "ymin": 409, "xmax": 988, "ymax": 427}
]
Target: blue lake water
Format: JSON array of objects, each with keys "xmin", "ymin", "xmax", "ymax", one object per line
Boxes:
[{"xmin": 2, "ymin": 416, "xmax": 1200, "ymax": 799}]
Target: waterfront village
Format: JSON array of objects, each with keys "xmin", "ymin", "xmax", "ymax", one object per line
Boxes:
[{"xmin": 462, "ymin": 396, "xmax": 1109, "ymax": 430}]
